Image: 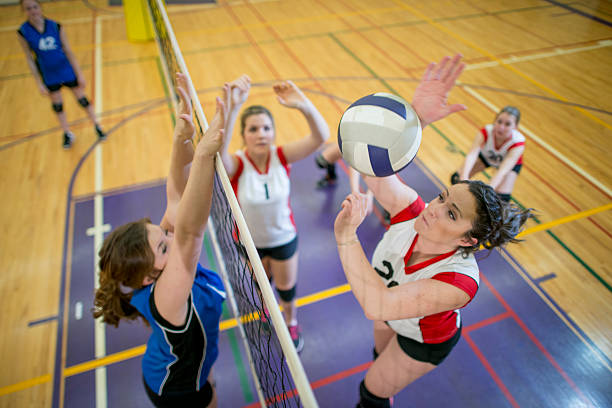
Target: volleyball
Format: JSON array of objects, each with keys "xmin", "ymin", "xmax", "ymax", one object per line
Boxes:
[{"xmin": 338, "ymin": 93, "xmax": 422, "ymax": 177}]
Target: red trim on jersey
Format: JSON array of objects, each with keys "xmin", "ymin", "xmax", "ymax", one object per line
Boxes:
[
  {"xmin": 230, "ymin": 156, "xmax": 245, "ymax": 196},
  {"xmin": 277, "ymin": 146, "xmax": 291, "ymax": 176},
  {"xmin": 432, "ymin": 272, "xmax": 479, "ymax": 304},
  {"xmin": 418, "ymin": 272, "xmax": 478, "ymax": 343},
  {"xmin": 403, "ymin": 234, "xmax": 457, "ymax": 274},
  {"xmin": 507, "ymin": 142, "xmax": 525, "ymax": 150},
  {"xmin": 245, "ymin": 150, "xmax": 270, "ymax": 174},
  {"xmin": 390, "ymin": 197, "xmax": 425, "ymax": 224},
  {"xmin": 480, "ymin": 127, "xmax": 488, "ymax": 144}
]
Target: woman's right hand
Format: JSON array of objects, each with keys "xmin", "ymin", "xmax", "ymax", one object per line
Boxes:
[
  {"xmin": 334, "ymin": 193, "xmax": 369, "ymax": 244},
  {"xmin": 223, "ymin": 74, "xmax": 250, "ymax": 112},
  {"xmin": 175, "ymin": 73, "xmax": 195, "ymax": 142}
]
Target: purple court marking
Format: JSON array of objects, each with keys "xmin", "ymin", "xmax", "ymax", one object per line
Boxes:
[
  {"xmin": 543, "ymin": 0, "xmax": 612, "ymax": 27},
  {"xmin": 27, "ymin": 315, "xmax": 58, "ymax": 327},
  {"xmin": 62, "ymin": 153, "xmax": 612, "ymax": 407},
  {"xmin": 534, "ymin": 273, "xmax": 557, "ymax": 283}
]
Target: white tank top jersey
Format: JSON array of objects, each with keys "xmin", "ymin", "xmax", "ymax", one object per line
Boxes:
[
  {"xmin": 371, "ymin": 198, "xmax": 480, "ymax": 344},
  {"xmin": 480, "ymin": 124, "xmax": 525, "ymax": 168},
  {"xmin": 231, "ymin": 146, "xmax": 296, "ymax": 248}
]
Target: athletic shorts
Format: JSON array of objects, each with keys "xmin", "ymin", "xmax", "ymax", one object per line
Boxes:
[
  {"xmin": 478, "ymin": 152, "xmax": 522, "ymax": 174},
  {"xmin": 256, "ymin": 236, "xmax": 298, "ymax": 261},
  {"xmin": 46, "ymin": 78, "xmax": 79, "ymax": 92},
  {"xmin": 394, "ymin": 326, "xmax": 462, "ymax": 366},
  {"xmin": 143, "ymin": 377, "xmax": 213, "ymax": 408}
]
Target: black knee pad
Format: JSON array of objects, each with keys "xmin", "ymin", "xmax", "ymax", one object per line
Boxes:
[
  {"xmin": 358, "ymin": 380, "xmax": 390, "ymax": 408},
  {"xmin": 78, "ymin": 97, "xmax": 90, "ymax": 107},
  {"xmin": 52, "ymin": 102, "xmax": 63, "ymax": 113},
  {"xmin": 276, "ymin": 285, "xmax": 296, "ymax": 302},
  {"xmin": 498, "ymin": 193, "xmax": 511, "ymax": 202}
]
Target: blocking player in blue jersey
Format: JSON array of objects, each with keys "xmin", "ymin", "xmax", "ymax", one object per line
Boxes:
[{"xmin": 17, "ymin": 0, "xmax": 106, "ymax": 148}]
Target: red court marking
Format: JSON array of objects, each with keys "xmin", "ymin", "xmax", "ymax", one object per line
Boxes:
[
  {"xmin": 480, "ymin": 273, "xmax": 593, "ymax": 407},
  {"xmin": 463, "ymin": 332, "xmax": 520, "ymax": 408}
]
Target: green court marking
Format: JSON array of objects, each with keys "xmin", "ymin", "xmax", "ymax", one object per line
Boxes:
[
  {"xmin": 155, "ymin": 57, "xmax": 175, "ymax": 126},
  {"xmin": 331, "ymin": 33, "xmax": 610, "ymax": 293},
  {"xmin": 203, "ymin": 234, "xmax": 254, "ymax": 403}
]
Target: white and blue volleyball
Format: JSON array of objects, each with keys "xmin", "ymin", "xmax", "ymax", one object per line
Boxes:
[{"xmin": 338, "ymin": 93, "xmax": 422, "ymax": 177}]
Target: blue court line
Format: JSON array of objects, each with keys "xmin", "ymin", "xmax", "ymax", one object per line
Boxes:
[
  {"xmin": 543, "ymin": 0, "xmax": 612, "ymax": 27},
  {"xmin": 28, "ymin": 315, "xmax": 59, "ymax": 327},
  {"xmin": 534, "ymin": 273, "xmax": 557, "ymax": 284}
]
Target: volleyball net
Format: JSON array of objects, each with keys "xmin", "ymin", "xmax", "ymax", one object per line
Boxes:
[{"xmin": 145, "ymin": 0, "xmax": 317, "ymax": 406}]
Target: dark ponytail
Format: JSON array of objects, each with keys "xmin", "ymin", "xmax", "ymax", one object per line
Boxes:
[
  {"xmin": 459, "ymin": 180, "xmax": 532, "ymax": 256},
  {"xmin": 92, "ymin": 218, "xmax": 155, "ymax": 327}
]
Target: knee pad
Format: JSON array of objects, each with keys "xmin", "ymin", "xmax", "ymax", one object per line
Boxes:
[
  {"xmin": 276, "ymin": 285, "xmax": 296, "ymax": 302},
  {"xmin": 372, "ymin": 347, "xmax": 379, "ymax": 361},
  {"xmin": 498, "ymin": 193, "xmax": 511, "ymax": 203},
  {"xmin": 52, "ymin": 102, "xmax": 63, "ymax": 113},
  {"xmin": 78, "ymin": 96, "xmax": 90, "ymax": 107},
  {"xmin": 359, "ymin": 380, "xmax": 390, "ymax": 408}
]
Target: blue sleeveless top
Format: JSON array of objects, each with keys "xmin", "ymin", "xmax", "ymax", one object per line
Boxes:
[
  {"xmin": 18, "ymin": 19, "xmax": 76, "ymax": 86},
  {"xmin": 131, "ymin": 265, "xmax": 225, "ymax": 395}
]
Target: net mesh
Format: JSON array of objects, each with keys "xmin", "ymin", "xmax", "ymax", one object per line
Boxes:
[{"xmin": 146, "ymin": 0, "xmax": 312, "ymax": 406}]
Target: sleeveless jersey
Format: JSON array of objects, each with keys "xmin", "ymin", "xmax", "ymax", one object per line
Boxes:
[
  {"xmin": 18, "ymin": 19, "xmax": 76, "ymax": 86},
  {"xmin": 372, "ymin": 198, "xmax": 480, "ymax": 343},
  {"xmin": 131, "ymin": 265, "xmax": 225, "ymax": 396},
  {"xmin": 479, "ymin": 124, "xmax": 525, "ymax": 168},
  {"xmin": 230, "ymin": 145, "xmax": 296, "ymax": 248}
]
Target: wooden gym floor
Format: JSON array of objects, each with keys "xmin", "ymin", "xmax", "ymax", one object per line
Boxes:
[{"xmin": 0, "ymin": 0, "xmax": 610, "ymax": 406}]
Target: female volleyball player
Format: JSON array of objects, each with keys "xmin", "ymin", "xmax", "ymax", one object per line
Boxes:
[
  {"xmin": 450, "ymin": 106, "xmax": 524, "ymax": 202},
  {"xmin": 333, "ymin": 55, "xmax": 532, "ymax": 408},
  {"xmin": 17, "ymin": 0, "xmax": 105, "ymax": 148},
  {"xmin": 219, "ymin": 75, "xmax": 330, "ymax": 353},
  {"xmin": 93, "ymin": 73, "xmax": 226, "ymax": 408}
]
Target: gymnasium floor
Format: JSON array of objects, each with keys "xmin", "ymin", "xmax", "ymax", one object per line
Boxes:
[
  {"xmin": 59, "ymin": 156, "xmax": 610, "ymax": 407},
  {"xmin": 1, "ymin": 0, "xmax": 611, "ymax": 407}
]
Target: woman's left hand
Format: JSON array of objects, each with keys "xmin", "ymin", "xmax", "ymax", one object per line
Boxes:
[
  {"xmin": 334, "ymin": 192, "xmax": 369, "ymax": 243},
  {"xmin": 273, "ymin": 80, "xmax": 309, "ymax": 111}
]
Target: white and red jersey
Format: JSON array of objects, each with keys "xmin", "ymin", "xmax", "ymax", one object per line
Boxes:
[
  {"xmin": 230, "ymin": 145, "xmax": 296, "ymax": 248},
  {"xmin": 480, "ymin": 124, "xmax": 525, "ymax": 168},
  {"xmin": 371, "ymin": 198, "xmax": 479, "ymax": 344}
]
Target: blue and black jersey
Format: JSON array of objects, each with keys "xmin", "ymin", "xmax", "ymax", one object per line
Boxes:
[
  {"xmin": 18, "ymin": 18, "xmax": 76, "ymax": 87},
  {"xmin": 131, "ymin": 265, "xmax": 225, "ymax": 396}
]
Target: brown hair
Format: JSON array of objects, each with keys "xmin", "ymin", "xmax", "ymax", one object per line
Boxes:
[
  {"xmin": 239, "ymin": 105, "xmax": 275, "ymax": 136},
  {"xmin": 92, "ymin": 218, "xmax": 156, "ymax": 327},
  {"xmin": 459, "ymin": 180, "xmax": 532, "ymax": 256}
]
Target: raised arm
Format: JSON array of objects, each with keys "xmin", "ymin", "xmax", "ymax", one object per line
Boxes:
[
  {"xmin": 220, "ymin": 75, "xmax": 250, "ymax": 178},
  {"xmin": 460, "ymin": 131, "xmax": 485, "ymax": 180},
  {"xmin": 334, "ymin": 193, "xmax": 469, "ymax": 321},
  {"xmin": 17, "ymin": 34, "xmax": 48, "ymax": 96},
  {"xmin": 154, "ymin": 89, "xmax": 226, "ymax": 326},
  {"xmin": 274, "ymin": 81, "xmax": 329, "ymax": 163},
  {"xmin": 160, "ymin": 73, "xmax": 196, "ymax": 233}
]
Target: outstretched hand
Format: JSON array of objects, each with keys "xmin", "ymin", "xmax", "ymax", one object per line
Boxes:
[
  {"xmin": 412, "ymin": 54, "xmax": 467, "ymax": 128},
  {"xmin": 223, "ymin": 75, "xmax": 250, "ymax": 112},
  {"xmin": 197, "ymin": 96, "xmax": 226, "ymax": 157},
  {"xmin": 175, "ymin": 72, "xmax": 195, "ymax": 142},
  {"xmin": 334, "ymin": 193, "xmax": 369, "ymax": 244},
  {"xmin": 273, "ymin": 80, "xmax": 310, "ymax": 111}
]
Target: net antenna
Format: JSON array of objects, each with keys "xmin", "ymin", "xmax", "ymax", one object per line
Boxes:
[{"xmin": 146, "ymin": 0, "xmax": 318, "ymax": 406}]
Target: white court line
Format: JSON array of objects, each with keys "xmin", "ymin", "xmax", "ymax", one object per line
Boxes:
[
  {"xmin": 93, "ymin": 16, "xmax": 108, "ymax": 408},
  {"xmin": 461, "ymin": 85, "xmax": 612, "ymax": 197},
  {"xmin": 464, "ymin": 40, "xmax": 612, "ymax": 71}
]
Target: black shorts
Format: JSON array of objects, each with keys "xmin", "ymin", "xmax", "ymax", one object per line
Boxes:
[
  {"xmin": 143, "ymin": 377, "xmax": 213, "ymax": 408},
  {"xmin": 46, "ymin": 78, "xmax": 79, "ymax": 92},
  {"xmin": 256, "ymin": 236, "xmax": 298, "ymax": 261},
  {"xmin": 395, "ymin": 326, "xmax": 462, "ymax": 366},
  {"xmin": 478, "ymin": 152, "xmax": 522, "ymax": 174}
]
